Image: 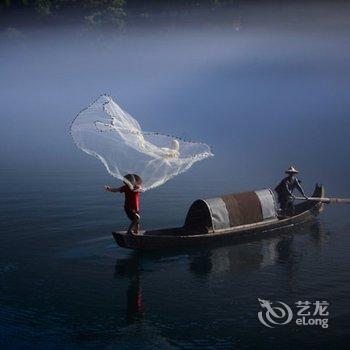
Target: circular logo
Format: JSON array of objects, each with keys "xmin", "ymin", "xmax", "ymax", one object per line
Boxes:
[{"xmin": 258, "ymin": 298, "xmax": 293, "ymax": 328}]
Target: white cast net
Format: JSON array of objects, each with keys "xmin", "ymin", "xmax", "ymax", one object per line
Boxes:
[{"xmin": 70, "ymin": 95, "xmax": 213, "ymax": 191}]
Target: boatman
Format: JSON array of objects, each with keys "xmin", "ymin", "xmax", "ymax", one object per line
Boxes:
[
  {"xmin": 275, "ymin": 166, "xmax": 308, "ymax": 216},
  {"xmin": 105, "ymin": 174, "xmax": 142, "ymax": 235}
]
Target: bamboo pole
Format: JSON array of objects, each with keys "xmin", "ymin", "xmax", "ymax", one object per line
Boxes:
[{"xmin": 294, "ymin": 196, "xmax": 350, "ymax": 204}]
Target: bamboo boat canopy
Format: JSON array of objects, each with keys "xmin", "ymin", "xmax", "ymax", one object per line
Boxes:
[{"xmin": 185, "ymin": 189, "xmax": 278, "ymax": 232}]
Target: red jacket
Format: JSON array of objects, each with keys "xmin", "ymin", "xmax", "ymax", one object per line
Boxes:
[{"xmin": 120, "ymin": 185, "xmax": 140, "ymax": 211}]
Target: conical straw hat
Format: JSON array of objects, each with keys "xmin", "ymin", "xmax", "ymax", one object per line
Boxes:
[{"xmin": 285, "ymin": 166, "xmax": 299, "ymax": 174}]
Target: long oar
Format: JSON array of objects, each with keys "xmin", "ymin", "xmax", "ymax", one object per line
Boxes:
[{"xmin": 294, "ymin": 196, "xmax": 350, "ymax": 204}]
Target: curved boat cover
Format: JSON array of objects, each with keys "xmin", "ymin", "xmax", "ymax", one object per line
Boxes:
[{"xmin": 184, "ymin": 189, "xmax": 277, "ymax": 232}]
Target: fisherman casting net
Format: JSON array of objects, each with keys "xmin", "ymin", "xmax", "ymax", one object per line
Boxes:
[{"xmin": 70, "ymin": 95, "xmax": 213, "ymax": 191}]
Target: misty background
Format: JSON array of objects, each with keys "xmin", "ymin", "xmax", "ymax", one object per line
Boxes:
[{"xmin": 1, "ymin": 2, "xmax": 350, "ymax": 195}]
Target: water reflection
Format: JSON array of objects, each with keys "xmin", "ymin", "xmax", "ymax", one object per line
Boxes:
[
  {"xmin": 114, "ymin": 220, "xmax": 327, "ymax": 324},
  {"xmin": 189, "ymin": 251, "xmax": 213, "ymax": 277},
  {"xmin": 309, "ymin": 220, "xmax": 328, "ymax": 247},
  {"xmin": 114, "ymin": 254, "xmax": 145, "ymax": 324},
  {"xmin": 187, "ymin": 221, "xmax": 326, "ymax": 278}
]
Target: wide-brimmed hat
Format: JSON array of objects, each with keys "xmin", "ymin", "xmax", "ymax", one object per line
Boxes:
[{"xmin": 285, "ymin": 166, "xmax": 299, "ymax": 174}]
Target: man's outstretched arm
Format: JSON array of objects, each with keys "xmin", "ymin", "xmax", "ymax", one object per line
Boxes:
[{"xmin": 105, "ymin": 185, "xmax": 123, "ymax": 193}]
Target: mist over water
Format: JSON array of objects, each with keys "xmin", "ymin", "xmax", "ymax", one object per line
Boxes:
[
  {"xmin": 2, "ymin": 11, "xmax": 350, "ymax": 191},
  {"xmin": 1, "ymin": 2, "xmax": 350, "ymax": 349}
]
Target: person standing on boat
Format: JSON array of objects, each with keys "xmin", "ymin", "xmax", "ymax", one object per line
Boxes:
[
  {"xmin": 105, "ymin": 174, "xmax": 142, "ymax": 235},
  {"xmin": 275, "ymin": 166, "xmax": 308, "ymax": 215}
]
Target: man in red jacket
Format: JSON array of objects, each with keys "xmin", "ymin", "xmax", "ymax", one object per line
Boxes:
[{"xmin": 105, "ymin": 174, "xmax": 142, "ymax": 235}]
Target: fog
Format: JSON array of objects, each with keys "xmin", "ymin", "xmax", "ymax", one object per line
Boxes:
[{"xmin": 1, "ymin": 3, "xmax": 350, "ymax": 194}]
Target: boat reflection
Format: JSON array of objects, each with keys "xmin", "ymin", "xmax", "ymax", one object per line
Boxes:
[
  {"xmin": 189, "ymin": 250, "xmax": 213, "ymax": 277},
  {"xmin": 114, "ymin": 220, "xmax": 327, "ymax": 323},
  {"xmin": 188, "ymin": 220, "xmax": 327, "ymax": 277}
]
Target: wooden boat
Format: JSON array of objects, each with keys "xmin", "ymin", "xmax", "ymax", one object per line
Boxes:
[{"xmin": 112, "ymin": 184, "xmax": 325, "ymax": 251}]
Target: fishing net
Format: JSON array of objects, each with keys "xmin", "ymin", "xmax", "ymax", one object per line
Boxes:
[{"xmin": 70, "ymin": 95, "xmax": 213, "ymax": 191}]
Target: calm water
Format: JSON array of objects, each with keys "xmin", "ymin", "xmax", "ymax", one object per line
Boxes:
[
  {"xmin": 1, "ymin": 5, "xmax": 350, "ymax": 349},
  {"xmin": 1, "ymin": 169, "xmax": 350, "ymax": 350}
]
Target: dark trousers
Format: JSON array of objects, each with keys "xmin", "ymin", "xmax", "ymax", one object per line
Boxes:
[{"xmin": 278, "ymin": 195, "xmax": 294, "ymax": 216}]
